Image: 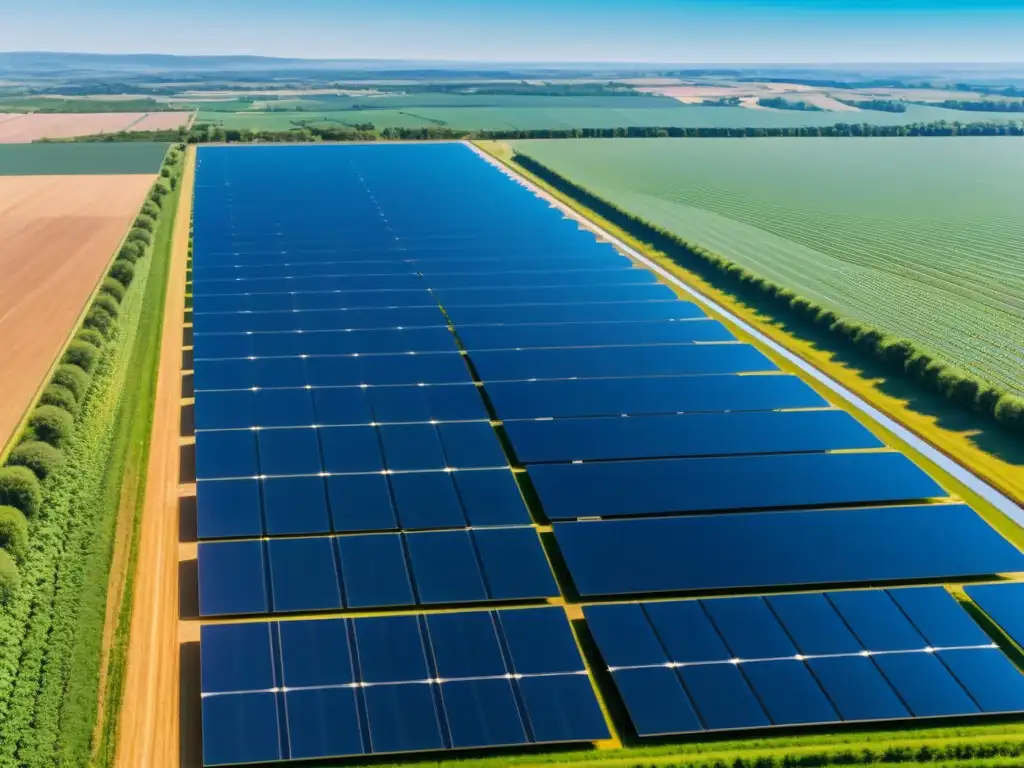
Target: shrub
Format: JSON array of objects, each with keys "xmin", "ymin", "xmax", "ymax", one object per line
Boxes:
[
  {"xmin": 62, "ymin": 340, "xmax": 100, "ymax": 373},
  {"xmin": 7, "ymin": 440, "xmax": 62, "ymax": 481},
  {"xmin": 39, "ymin": 384, "xmax": 78, "ymax": 414},
  {"xmin": 125, "ymin": 228, "xmax": 152, "ymax": 247},
  {"xmin": 133, "ymin": 215, "xmax": 156, "ymax": 232},
  {"xmin": 0, "ymin": 506, "xmax": 28, "ymax": 562},
  {"xmin": 119, "ymin": 242, "xmax": 145, "ymax": 263},
  {"xmin": 52, "ymin": 364, "xmax": 90, "ymax": 401},
  {"xmin": 76, "ymin": 328, "xmax": 107, "ymax": 349},
  {"xmin": 0, "ymin": 466, "xmax": 41, "ymax": 518},
  {"xmin": 159, "ymin": 167, "xmax": 171, "ymax": 179},
  {"xmin": 0, "ymin": 550, "xmax": 18, "ymax": 604},
  {"xmin": 93, "ymin": 294, "xmax": 120, "ymax": 318},
  {"xmin": 878, "ymin": 338, "xmax": 915, "ymax": 368},
  {"xmin": 109, "ymin": 259, "xmax": 135, "ymax": 288},
  {"xmin": 142, "ymin": 200, "xmax": 161, "ymax": 219},
  {"xmin": 83, "ymin": 305, "xmax": 116, "ymax": 338},
  {"xmin": 995, "ymin": 395, "xmax": 1024, "ymax": 432},
  {"xmin": 99, "ymin": 277, "xmax": 126, "ymax": 302},
  {"xmin": 28, "ymin": 405, "xmax": 74, "ymax": 448},
  {"xmin": 978, "ymin": 386, "xmax": 1006, "ymax": 415}
]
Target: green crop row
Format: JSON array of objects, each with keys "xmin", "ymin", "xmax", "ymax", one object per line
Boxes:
[
  {"xmin": 511, "ymin": 151, "xmax": 1024, "ymax": 436},
  {"xmin": 0, "ymin": 145, "xmax": 185, "ymax": 768}
]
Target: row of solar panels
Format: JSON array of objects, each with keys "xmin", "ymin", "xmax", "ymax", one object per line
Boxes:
[{"xmin": 199, "ymin": 607, "xmax": 609, "ymax": 766}]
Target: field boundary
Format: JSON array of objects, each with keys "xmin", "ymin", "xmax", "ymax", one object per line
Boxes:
[
  {"xmin": 0, "ymin": 167, "xmax": 165, "ymax": 462},
  {"xmin": 467, "ymin": 140, "xmax": 1023, "ymax": 525}
]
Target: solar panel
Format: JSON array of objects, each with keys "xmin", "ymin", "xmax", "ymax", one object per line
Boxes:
[
  {"xmin": 197, "ymin": 526, "xmax": 557, "ymax": 616},
  {"xmin": 965, "ymin": 583, "xmax": 1024, "ymax": 650},
  {"xmin": 505, "ymin": 409, "xmax": 881, "ymax": 464},
  {"xmin": 529, "ymin": 452, "xmax": 945, "ymax": 520},
  {"xmin": 584, "ymin": 587, "xmax": 1022, "ymax": 738},
  {"xmin": 485, "ymin": 373, "xmax": 826, "ymax": 420},
  {"xmin": 446, "ymin": 300, "xmax": 704, "ymax": 326},
  {"xmin": 193, "ymin": 327, "xmax": 458, "ymax": 359},
  {"xmin": 555, "ymin": 504, "xmax": 1024, "ymax": 597},
  {"xmin": 456, "ymin": 318, "xmax": 732, "ymax": 351},
  {"xmin": 198, "ymin": 607, "xmax": 605, "ymax": 765}
]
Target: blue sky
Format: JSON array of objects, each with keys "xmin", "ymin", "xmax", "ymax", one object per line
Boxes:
[{"xmin": 4, "ymin": 0, "xmax": 1024, "ymax": 62}]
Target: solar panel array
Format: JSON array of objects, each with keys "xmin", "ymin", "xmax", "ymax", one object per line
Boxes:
[
  {"xmin": 585, "ymin": 587, "xmax": 1024, "ymax": 737},
  {"xmin": 190, "ymin": 144, "xmax": 1024, "ymax": 767}
]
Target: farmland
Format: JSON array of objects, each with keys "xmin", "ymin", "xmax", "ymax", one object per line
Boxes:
[
  {"xmin": 510, "ymin": 138, "xmax": 1024, "ymax": 395},
  {"xmin": 0, "ymin": 112, "xmax": 191, "ymax": 143}
]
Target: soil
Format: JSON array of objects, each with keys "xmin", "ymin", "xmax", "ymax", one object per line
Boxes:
[
  {"xmin": 0, "ymin": 174, "xmax": 153, "ymax": 453},
  {"xmin": 0, "ymin": 113, "xmax": 147, "ymax": 143},
  {"xmin": 115, "ymin": 150, "xmax": 194, "ymax": 768}
]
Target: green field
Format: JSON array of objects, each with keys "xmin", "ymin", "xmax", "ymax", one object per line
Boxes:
[
  {"xmin": 0, "ymin": 143, "xmax": 170, "ymax": 175},
  {"xmin": 512, "ymin": 137, "xmax": 1024, "ymax": 394},
  {"xmin": 197, "ymin": 101, "xmax": 1023, "ymax": 132}
]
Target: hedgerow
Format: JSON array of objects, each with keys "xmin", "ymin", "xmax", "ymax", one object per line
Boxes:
[
  {"xmin": 38, "ymin": 385, "xmax": 78, "ymax": 415},
  {"xmin": 6, "ymin": 442, "xmax": 63, "ymax": 481},
  {"xmin": 0, "ymin": 144, "xmax": 184, "ymax": 768},
  {"xmin": 27, "ymin": 407, "xmax": 74, "ymax": 449},
  {"xmin": 108, "ymin": 259, "xmax": 135, "ymax": 289},
  {"xmin": 124, "ymin": 228, "xmax": 151, "ymax": 248},
  {"xmin": 0, "ymin": 467, "xmax": 41, "ymax": 518},
  {"xmin": 62, "ymin": 340, "xmax": 100, "ymax": 374},
  {"xmin": 0, "ymin": 551, "xmax": 18, "ymax": 604},
  {"xmin": 82, "ymin": 305, "xmax": 115, "ymax": 338},
  {"xmin": 0, "ymin": 507, "xmax": 28, "ymax": 563},
  {"xmin": 92, "ymin": 294, "xmax": 120, "ymax": 319},
  {"xmin": 117, "ymin": 242, "xmax": 144, "ymax": 263},
  {"xmin": 512, "ymin": 151, "xmax": 1024, "ymax": 436},
  {"xmin": 75, "ymin": 329, "xmax": 107, "ymax": 350}
]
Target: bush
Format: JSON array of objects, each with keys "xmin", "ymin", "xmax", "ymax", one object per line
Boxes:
[
  {"xmin": 125, "ymin": 228, "xmax": 152, "ymax": 247},
  {"xmin": 133, "ymin": 215, "xmax": 156, "ymax": 232},
  {"xmin": 119, "ymin": 242, "xmax": 145, "ymax": 263},
  {"xmin": 93, "ymin": 293, "xmax": 120, "ymax": 318},
  {"xmin": 0, "ymin": 550, "xmax": 18, "ymax": 604},
  {"xmin": 28, "ymin": 405, "xmax": 74, "ymax": 448},
  {"xmin": 99, "ymin": 276, "xmax": 127, "ymax": 302},
  {"xmin": 83, "ymin": 304, "xmax": 116, "ymax": 338},
  {"xmin": 109, "ymin": 259, "xmax": 135, "ymax": 288},
  {"xmin": 142, "ymin": 200, "xmax": 161, "ymax": 219},
  {"xmin": 76, "ymin": 328, "xmax": 107, "ymax": 349},
  {"xmin": 39, "ymin": 384, "xmax": 78, "ymax": 414},
  {"xmin": 7, "ymin": 440, "xmax": 62, "ymax": 480},
  {"xmin": 62, "ymin": 340, "xmax": 100, "ymax": 373},
  {"xmin": 52, "ymin": 364, "xmax": 90, "ymax": 401},
  {"xmin": 0, "ymin": 466, "xmax": 41, "ymax": 518},
  {"xmin": 0, "ymin": 506, "xmax": 28, "ymax": 562},
  {"xmin": 995, "ymin": 395, "xmax": 1024, "ymax": 432}
]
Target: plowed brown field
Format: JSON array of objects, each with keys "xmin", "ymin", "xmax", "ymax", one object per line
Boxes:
[
  {"xmin": 0, "ymin": 113, "xmax": 165, "ymax": 142},
  {"xmin": 0, "ymin": 174, "xmax": 153, "ymax": 451}
]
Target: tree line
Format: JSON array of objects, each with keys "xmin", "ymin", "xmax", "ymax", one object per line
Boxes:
[
  {"xmin": 511, "ymin": 150, "xmax": 1024, "ymax": 437},
  {"xmin": 758, "ymin": 97, "xmax": 824, "ymax": 111},
  {"xmin": 930, "ymin": 99, "xmax": 1024, "ymax": 112},
  {"xmin": 834, "ymin": 98, "xmax": 908, "ymax": 112}
]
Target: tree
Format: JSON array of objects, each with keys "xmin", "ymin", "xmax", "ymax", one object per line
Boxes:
[
  {"xmin": 52, "ymin": 364, "xmax": 90, "ymax": 401},
  {"xmin": 0, "ymin": 506, "xmax": 28, "ymax": 562},
  {"xmin": 39, "ymin": 384, "xmax": 78, "ymax": 414},
  {"xmin": 0, "ymin": 466, "xmax": 41, "ymax": 518},
  {"xmin": 109, "ymin": 259, "xmax": 135, "ymax": 288},
  {"xmin": 83, "ymin": 304, "xmax": 116, "ymax": 337},
  {"xmin": 28, "ymin": 405, "xmax": 74, "ymax": 447},
  {"xmin": 99, "ymin": 277, "xmax": 126, "ymax": 302},
  {"xmin": 7, "ymin": 441, "xmax": 62, "ymax": 481}
]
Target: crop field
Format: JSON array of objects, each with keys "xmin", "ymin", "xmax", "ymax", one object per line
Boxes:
[
  {"xmin": 0, "ymin": 112, "xmax": 191, "ymax": 142},
  {"xmin": 0, "ymin": 172, "xmax": 153, "ymax": 449},
  {"xmin": 196, "ymin": 101, "xmax": 1014, "ymax": 132},
  {"xmin": 511, "ymin": 138, "xmax": 1024, "ymax": 394},
  {"xmin": 0, "ymin": 142, "xmax": 170, "ymax": 175}
]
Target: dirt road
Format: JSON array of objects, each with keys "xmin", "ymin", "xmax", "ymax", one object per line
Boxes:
[
  {"xmin": 0, "ymin": 174, "xmax": 153, "ymax": 453},
  {"xmin": 115, "ymin": 149, "xmax": 194, "ymax": 768}
]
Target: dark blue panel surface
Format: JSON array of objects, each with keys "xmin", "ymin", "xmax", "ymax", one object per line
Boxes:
[
  {"xmin": 254, "ymin": 388, "xmax": 316, "ymax": 427},
  {"xmin": 364, "ymin": 684, "xmax": 445, "ymax": 754},
  {"xmin": 643, "ymin": 599, "xmax": 732, "ymax": 663},
  {"xmin": 584, "ymin": 603, "xmax": 669, "ymax": 668},
  {"xmin": 873, "ymin": 652, "xmax": 979, "ymax": 717},
  {"xmin": 456, "ymin": 318, "xmax": 732, "ymax": 351},
  {"xmin": 453, "ymin": 470, "xmax": 531, "ymax": 526},
  {"xmin": 195, "ymin": 430, "xmax": 258, "ymax": 480},
  {"xmin": 197, "ymin": 479, "xmax": 262, "ymax": 539},
  {"xmin": 888, "ymin": 587, "xmax": 990, "ymax": 648},
  {"xmin": 379, "ymin": 423, "xmax": 447, "ymax": 471},
  {"xmin": 807, "ymin": 656, "xmax": 909, "ymax": 722},
  {"xmin": 702, "ymin": 597, "xmax": 796, "ymax": 660},
  {"xmin": 487, "ymin": 373, "xmax": 826, "ymax": 421},
  {"xmin": 326, "ymin": 473, "xmax": 397, "ymax": 532},
  {"xmin": 448, "ymin": 300, "xmax": 704, "ymax": 326},
  {"xmin": 938, "ymin": 649, "xmax": 1024, "ymax": 713},
  {"xmin": 473, "ymin": 527, "xmax": 559, "ymax": 600},
  {"xmin": 554, "ymin": 505, "xmax": 1024, "ymax": 596},
  {"xmin": 198, "ymin": 540, "xmax": 268, "ymax": 617},
  {"xmin": 390, "ymin": 471, "xmax": 466, "ymax": 529},
  {"xmin": 258, "ymin": 427, "xmax": 322, "ymax": 476},
  {"xmin": 267, "ymin": 537, "xmax": 343, "ymax": 612},
  {"xmin": 766, "ymin": 593, "xmax": 863, "ymax": 656},
  {"xmin": 498, "ymin": 608, "xmax": 584, "ymax": 675},
  {"xmin": 426, "ymin": 612, "xmax": 507, "ymax": 678},
  {"xmin": 437, "ymin": 421, "xmax": 508, "ymax": 468},
  {"xmin": 469, "ymin": 344, "xmax": 774, "ymax": 382},
  {"xmin": 337, "ymin": 534, "xmax": 415, "ymax": 608},
  {"xmin": 434, "ymin": 282, "xmax": 675, "ymax": 306},
  {"xmin": 355, "ymin": 615, "xmax": 430, "ymax": 683},
  {"xmin": 405, "ymin": 530, "xmax": 488, "ymax": 604},
  {"xmin": 285, "ymin": 688, "xmax": 365, "ymax": 759},
  {"xmin": 278, "ymin": 618, "xmax": 353, "ymax": 687},
  {"xmin": 827, "ymin": 591, "xmax": 927, "ymax": 652},
  {"xmin": 200, "ymin": 622, "xmax": 275, "ymax": 694},
  {"xmin": 505, "ymin": 410, "xmax": 880, "ymax": 464},
  {"xmin": 318, "ymin": 425, "xmax": 384, "ymax": 473},
  {"xmin": 312, "ymin": 387, "xmax": 373, "ymax": 426},
  {"xmin": 530, "ymin": 452, "xmax": 944, "ymax": 520},
  {"xmin": 202, "ymin": 693, "xmax": 283, "ymax": 766},
  {"xmin": 442, "ymin": 679, "xmax": 528, "ymax": 748},
  {"xmin": 612, "ymin": 667, "xmax": 702, "ymax": 736},
  {"xmin": 965, "ymin": 583, "xmax": 1024, "ymax": 650},
  {"xmin": 679, "ymin": 664, "xmax": 770, "ymax": 731},
  {"xmin": 195, "ymin": 390, "xmax": 256, "ymax": 430},
  {"xmin": 742, "ymin": 661, "xmax": 837, "ymax": 726},
  {"xmin": 516, "ymin": 675, "xmax": 609, "ymax": 743},
  {"xmin": 262, "ymin": 475, "xmax": 331, "ymax": 535}
]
